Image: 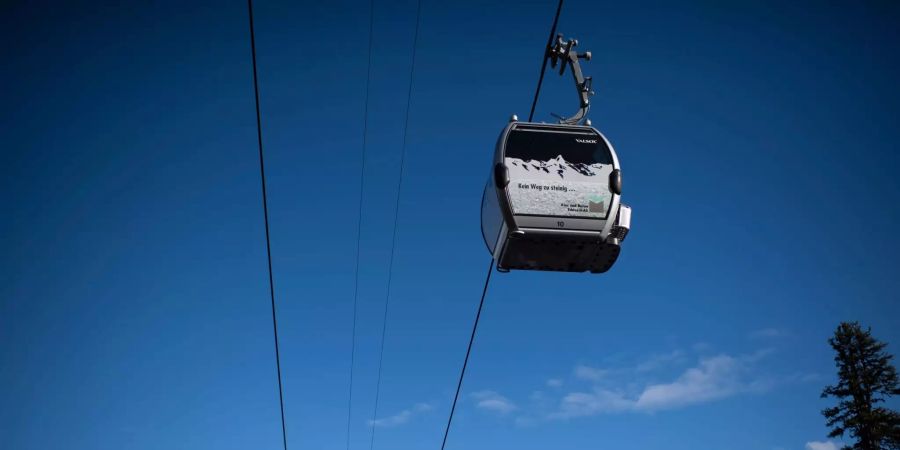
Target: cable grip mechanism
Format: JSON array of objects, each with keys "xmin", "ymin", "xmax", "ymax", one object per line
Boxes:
[{"xmin": 547, "ymin": 34, "xmax": 594, "ymax": 125}]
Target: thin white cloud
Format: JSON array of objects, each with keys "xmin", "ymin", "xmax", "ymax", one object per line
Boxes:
[
  {"xmin": 514, "ymin": 416, "xmax": 537, "ymax": 427},
  {"xmin": 634, "ymin": 355, "xmax": 746, "ymax": 411},
  {"xmin": 796, "ymin": 373, "xmax": 822, "ymax": 383},
  {"xmin": 692, "ymin": 342, "xmax": 713, "ymax": 353},
  {"xmin": 550, "ymin": 388, "xmax": 634, "ymax": 418},
  {"xmin": 475, "ymin": 346, "xmax": 784, "ymax": 425},
  {"xmin": 575, "ymin": 350, "xmax": 685, "ymax": 382},
  {"xmin": 472, "ymin": 391, "xmax": 517, "ymax": 414},
  {"xmin": 368, "ymin": 403, "xmax": 432, "ymax": 428},
  {"xmin": 635, "ymin": 350, "xmax": 686, "ymax": 372},
  {"xmin": 750, "ymin": 328, "xmax": 787, "ymax": 339},
  {"xmin": 574, "ymin": 364, "xmax": 608, "ymax": 382},
  {"xmin": 547, "ymin": 351, "xmax": 773, "ymax": 418},
  {"xmin": 413, "ymin": 402, "xmax": 433, "ymax": 412},
  {"xmin": 805, "ymin": 441, "xmax": 840, "ymax": 450},
  {"xmin": 368, "ymin": 410, "xmax": 412, "ymax": 428}
]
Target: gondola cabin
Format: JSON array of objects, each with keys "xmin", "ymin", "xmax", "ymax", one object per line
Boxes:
[{"xmin": 481, "ymin": 119, "xmax": 631, "ymax": 273}]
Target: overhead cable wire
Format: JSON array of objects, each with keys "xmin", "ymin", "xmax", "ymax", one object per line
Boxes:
[
  {"xmin": 368, "ymin": 1, "xmax": 422, "ymax": 449},
  {"xmin": 246, "ymin": 1, "xmax": 289, "ymax": 449},
  {"xmin": 439, "ymin": 259, "xmax": 494, "ymax": 450},
  {"xmin": 440, "ymin": 2, "xmax": 564, "ymax": 448},
  {"xmin": 528, "ymin": 0, "xmax": 564, "ymax": 122},
  {"xmin": 346, "ymin": 0, "xmax": 377, "ymax": 449}
]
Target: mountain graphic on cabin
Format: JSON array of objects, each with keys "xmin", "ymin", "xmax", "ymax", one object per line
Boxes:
[
  {"xmin": 506, "ymin": 155, "xmax": 610, "ymax": 183},
  {"xmin": 505, "ymin": 155, "xmax": 613, "ymax": 217}
]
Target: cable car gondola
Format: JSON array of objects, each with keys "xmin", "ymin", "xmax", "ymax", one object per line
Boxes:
[{"xmin": 480, "ymin": 35, "xmax": 631, "ymax": 273}]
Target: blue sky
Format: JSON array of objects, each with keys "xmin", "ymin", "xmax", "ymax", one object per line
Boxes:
[{"xmin": 2, "ymin": 1, "xmax": 899, "ymax": 450}]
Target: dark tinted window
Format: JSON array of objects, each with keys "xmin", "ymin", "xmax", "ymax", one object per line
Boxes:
[{"xmin": 505, "ymin": 128, "xmax": 613, "ymax": 165}]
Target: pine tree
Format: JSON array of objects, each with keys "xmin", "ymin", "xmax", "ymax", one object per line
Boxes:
[{"xmin": 822, "ymin": 322, "xmax": 900, "ymax": 450}]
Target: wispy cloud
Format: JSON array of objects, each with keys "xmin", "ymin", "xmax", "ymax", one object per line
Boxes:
[
  {"xmin": 549, "ymin": 353, "xmax": 763, "ymax": 417},
  {"xmin": 635, "ymin": 350, "xmax": 686, "ymax": 372},
  {"xmin": 574, "ymin": 364, "xmax": 608, "ymax": 382},
  {"xmin": 575, "ymin": 349, "xmax": 686, "ymax": 380},
  {"xmin": 476, "ymin": 340, "xmax": 801, "ymax": 426},
  {"xmin": 750, "ymin": 328, "xmax": 788, "ymax": 339},
  {"xmin": 368, "ymin": 403, "xmax": 432, "ymax": 428},
  {"xmin": 550, "ymin": 388, "xmax": 633, "ymax": 418},
  {"xmin": 472, "ymin": 391, "xmax": 517, "ymax": 414},
  {"xmin": 634, "ymin": 354, "xmax": 755, "ymax": 411},
  {"xmin": 692, "ymin": 342, "xmax": 713, "ymax": 353},
  {"xmin": 508, "ymin": 347, "xmax": 785, "ymax": 424},
  {"xmin": 805, "ymin": 441, "xmax": 840, "ymax": 450}
]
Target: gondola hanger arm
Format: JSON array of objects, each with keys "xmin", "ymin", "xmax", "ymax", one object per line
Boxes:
[{"xmin": 547, "ymin": 34, "xmax": 594, "ymax": 125}]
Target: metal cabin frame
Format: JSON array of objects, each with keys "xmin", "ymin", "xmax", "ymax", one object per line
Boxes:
[{"xmin": 481, "ymin": 120, "xmax": 631, "ymax": 273}]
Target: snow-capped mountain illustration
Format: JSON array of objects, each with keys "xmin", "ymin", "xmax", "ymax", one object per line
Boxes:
[
  {"xmin": 505, "ymin": 155, "xmax": 614, "ymax": 218},
  {"xmin": 506, "ymin": 155, "xmax": 610, "ymax": 183}
]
